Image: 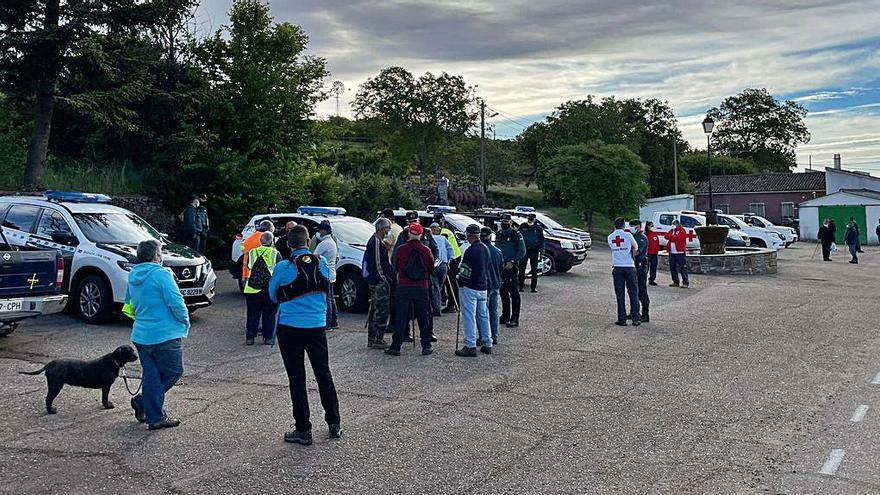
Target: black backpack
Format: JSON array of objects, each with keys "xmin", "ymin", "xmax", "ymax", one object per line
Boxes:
[
  {"xmin": 248, "ymin": 251, "xmax": 271, "ymax": 290},
  {"xmin": 403, "ymin": 247, "xmax": 427, "ymax": 280},
  {"xmin": 278, "ymin": 253, "xmax": 329, "ymax": 302}
]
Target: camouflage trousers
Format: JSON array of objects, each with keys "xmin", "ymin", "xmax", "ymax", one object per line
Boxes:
[{"xmin": 367, "ymin": 281, "xmax": 391, "ymax": 344}]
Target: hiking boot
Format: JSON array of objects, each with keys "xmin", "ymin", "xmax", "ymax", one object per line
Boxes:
[
  {"xmin": 245, "ymin": 338, "xmax": 255, "ymax": 346},
  {"xmin": 384, "ymin": 348, "xmax": 401, "ymax": 356},
  {"xmin": 649, "ymin": 281, "xmax": 658, "ymax": 286},
  {"xmin": 455, "ymin": 346, "xmax": 477, "ymax": 357},
  {"xmin": 506, "ymin": 320, "xmax": 519, "ymax": 328},
  {"xmin": 328, "ymin": 424, "xmax": 342, "ymax": 439},
  {"xmin": 284, "ymin": 430, "xmax": 312, "ymax": 445},
  {"xmin": 614, "ymin": 321, "xmax": 627, "ymax": 327},
  {"xmin": 431, "ymin": 334, "xmax": 438, "ymax": 342},
  {"xmin": 640, "ymin": 315, "xmax": 650, "ymax": 323},
  {"xmin": 480, "ymin": 346, "xmax": 492, "ymax": 355},
  {"xmin": 263, "ymin": 338, "xmax": 274, "ymax": 345},
  {"xmin": 681, "ymin": 283, "xmax": 689, "ymax": 289},
  {"xmin": 370, "ymin": 339, "xmax": 389, "ymax": 349},
  {"xmin": 632, "ymin": 320, "xmax": 641, "ymax": 327},
  {"xmin": 148, "ymin": 418, "xmax": 180, "ymax": 430},
  {"xmin": 531, "ymin": 288, "xmax": 538, "ymax": 293},
  {"xmin": 131, "ymin": 397, "xmax": 145, "ymax": 423},
  {"xmin": 668, "ymin": 283, "xmax": 679, "ymax": 288},
  {"xmin": 421, "ymin": 347, "xmax": 434, "ymax": 356}
]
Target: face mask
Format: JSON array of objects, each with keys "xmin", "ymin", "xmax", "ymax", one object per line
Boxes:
[
  {"xmin": 501, "ymin": 222, "xmax": 511, "ymax": 229},
  {"xmin": 528, "ymin": 219, "xmax": 535, "ymax": 225},
  {"xmin": 631, "ymin": 226, "xmax": 641, "ymax": 233}
]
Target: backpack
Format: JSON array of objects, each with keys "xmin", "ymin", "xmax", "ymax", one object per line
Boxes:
[
  {"xmin": 403, "ymin": 246, "xmax": 428, "ymax": 280},
  {"xmin": 248, "ymin": 252, "xmax": 271, "ymax": 291},
  {"xmin": 278, "ymin": 254, "xmax": 329, "ymax": 302}
]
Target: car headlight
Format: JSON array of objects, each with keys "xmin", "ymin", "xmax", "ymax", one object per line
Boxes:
[
  {"xmin": 205, "ymin": 260, "xmax": 212, "ymax": 272},
  {"xmin": 117, "ymin": 260, "xmax": 135, "ymax": 271},
  {"xmin": 560, "ymin": 240, "xmax": 574, "ymax": 250},
  {"xmin": 775, "ymin": 232, "xmax": 784, "ymax": 240}
]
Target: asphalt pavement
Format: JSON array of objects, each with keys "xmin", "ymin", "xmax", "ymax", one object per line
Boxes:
[{"xmin": 2, "ymin": 244, "xmax": 879, "ymax": 494}]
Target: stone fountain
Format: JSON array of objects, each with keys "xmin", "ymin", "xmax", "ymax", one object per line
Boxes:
[{"xmin": 694, "ymin": 211, "xmax": 729, "ymax": 254}]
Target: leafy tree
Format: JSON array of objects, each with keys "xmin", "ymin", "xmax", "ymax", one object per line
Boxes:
[
  {"xmin": 678, "ymin": 151, "xmax": 759, "ymax": 184},
  {"xmin": 0, "ymin": 92, "xmax": 28, "ymax": 185},
  {"xmin": 438, "ymin": 137, "xmax": 529, "ymax": 185},
  {"xmin": 543, "ymin": 141, "xmax": 649, "ymax": 232},
  {"xmin": 340, "ymin": 173, "xmax": 420, "ymax": 219},
  {"xmin": 707, "ymin": 88, "xmax": 810, "ymax": 171},
  {"xmin": 352, "ymin": 67, "xmax": 478, "ymax": 182}
]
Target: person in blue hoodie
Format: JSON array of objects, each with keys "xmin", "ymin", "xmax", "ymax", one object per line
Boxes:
[
  {"xmin": 123, "ymin": 239, "xmax": 189, "ymax": 430},
  {"xmin": 269, "ymin": 225, "xmax": 341, "ymax": 446}
]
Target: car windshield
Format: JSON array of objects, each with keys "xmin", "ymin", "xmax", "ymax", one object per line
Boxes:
[
  {"xmin": 73, "ymin": 213, "xmax": 162, "ymax": 245},
  {"xmin": 444, "ymin": 213, "xmax": 481, "ymax": 232},
  {"xmin": 330, "ymin": 219, "xmax": 374, "ymax": 245},
  {"xmin": 753, "ymin": 216, "xmax": 773, "ymax": 227},
  {"xmin": 535, "ymin": 213, "xmax": 564, "ymax": 230},
  {"xmin": 722, "ymin": 215, "xmax": 749, "ymax": 229}
]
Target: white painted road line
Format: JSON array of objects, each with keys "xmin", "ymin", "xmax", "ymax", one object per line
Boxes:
[
  {"xmin": 872, "ymin": 371, "xmax": 880, "ymax": 385},
  {"xmin": 819, "ymin": 449, "xmax": 846, "ymax": 476},
  {"xmin": 851, "ymin": 405, "xmax": 870, "ymax": 423}
]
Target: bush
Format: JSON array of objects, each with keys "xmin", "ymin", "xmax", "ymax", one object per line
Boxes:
[{"xmin": 341, "ymin": 174, "xmax": 420, "ymax": 219}]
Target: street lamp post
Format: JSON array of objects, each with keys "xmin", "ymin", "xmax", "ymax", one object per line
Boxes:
[{"xmin": 702, "ymin": 116, "xmax": 715, "ymax": 214}]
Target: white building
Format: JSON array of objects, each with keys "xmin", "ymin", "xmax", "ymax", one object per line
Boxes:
[{"xmin": 639, "ymin": 194, "xmax": 694, "ymax": 222}]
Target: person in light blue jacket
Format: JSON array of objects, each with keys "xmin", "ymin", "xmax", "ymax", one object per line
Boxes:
[{"xmin": 123, "ymin": 239, "xmax": 189, "ymax": 431}]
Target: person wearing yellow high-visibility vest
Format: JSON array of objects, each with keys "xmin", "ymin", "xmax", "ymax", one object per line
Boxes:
[{"xmin": 244, "ymin": 232, "xmax": 282, "ymax": 345}]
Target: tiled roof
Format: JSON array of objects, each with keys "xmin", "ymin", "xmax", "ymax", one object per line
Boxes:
[{"xmin": 695, "ymin": 171, "xmax": 826, "ymax": 194}]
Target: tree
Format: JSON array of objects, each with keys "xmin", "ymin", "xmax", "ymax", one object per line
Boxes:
[
  {"xmin": 543, "ymin": 142, "xmax": 649, "ymax": 232},
  {"xmin": 678, "ymin": 152, "xmax": 759, "ymax": 184},
  {"xmin": 438, "ymin": 137, "xmax": 529, "ymax": 185},
  {"xmin": 707, "ymin": 88, "xmax": 810, "ymax": 171},
  {"xmin": 352, "ymin": 67, "xmax": 478, "ymax": 182}
]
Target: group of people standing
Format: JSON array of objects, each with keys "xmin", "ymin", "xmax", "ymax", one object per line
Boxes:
[
  {"xmin": 363, "ymin": 210, "xmax": 537, "ymax": 357},
  {"xmin": 179, "ymin": 194, "xmax": 210, "ymax": 254},
  {"xmin": 818, "ymin": 217, "xmax": 869, "ymax": 264}
]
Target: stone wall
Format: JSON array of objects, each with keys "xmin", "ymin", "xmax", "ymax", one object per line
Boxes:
[
  {"xmin": 658, "ymin": 248, "xmax": 778, "ymax": 275},
  {"xmin": 110, "ymin": 196, "xmax": 176, "ymax": 234}
]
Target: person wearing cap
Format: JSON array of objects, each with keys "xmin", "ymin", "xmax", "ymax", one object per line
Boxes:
[
  {"xmin": 456, "ymin": 224, "xmax": 493, "ymax": 357},
  {"xmin": 275, "ymin": 220, "xmax": 298, "ymax": 259},
  {"xmin": 381, "ymin": 208, "xmax": 403, "ymax": 254},
  {"xmin": 364, "ymin": 218, "xmax": 394, "ymax": 349},
  {"xmin": 195, "ymin": 193, "xmax": 210, "ymax": 254},
  {"xmin": 495, "ymin": 214, "xmax": 526, "ymax": 328},
  {"xmin": 385, "ymin": 223, "xmax": 435, "ymax": 356},
  {"xmin": 179, "ymin": 194, "xmax": 200, "ymax": 251},
  {"xmin": 313, "ymin": 220, "xmax": 339, "ymax": 330},
  {"xmin": 429, "ymin": 222, "xmax": 455, "ymax": 317},
  {"xmin": 645, "ymin": 221, "xmax": 661, "ymax": 286},
  {"xmin": 393, "ymin": 210, "xmax": 439, "ymax": 262},
  {"xmin": 608, "ymin": 217, "xmax": 640, "ymax": 326},
  {"xmin": 433, "ymin": 213, "xmax": 462, "ymax": 313},
  {"xmin": 629, "ymin": 219, "xmax": 650, "ymax": 323},
  {"xmin": 664, "ymin": 219, "xmax": 689, "ymax": 288},
  {"xmin": 480, "ymin": 226, "xmax": 503, "ymax": 345},
  {"xmin": 518, "ymin": 213, "xmax": 545, "ymax": 293},
  {"xmin": 242, "ymin": 219, "xmax": 274, "ymax": 282}
]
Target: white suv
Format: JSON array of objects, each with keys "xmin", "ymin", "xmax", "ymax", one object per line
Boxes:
[
  {"xmin": 717, "ymin": 214, "xmax": 784, "ymax": 250},
  {"xmin": 0, "ymin": 192, "xmax": 217, "ymax": 324},
  {"xmin": 230, "ymin": 206, "xmax": 374, "ymax": 313},
  {"xmin": 738, "ymin": 215, "xmax": 798, "ymax": 246}
]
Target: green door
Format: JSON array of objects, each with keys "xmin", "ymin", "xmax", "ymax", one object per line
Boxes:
[{"xmin": 819, "ymin": 205, "xmax": 867, "ymax": 244}]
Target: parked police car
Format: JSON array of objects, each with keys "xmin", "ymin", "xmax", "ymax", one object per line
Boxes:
[
  {"xmin": 230, "ymin": 206, "xmax": 374, "ymax": 313},
  {"xmin": 0, "ymin": 191, "xmax": 217, "ymax": 324}
]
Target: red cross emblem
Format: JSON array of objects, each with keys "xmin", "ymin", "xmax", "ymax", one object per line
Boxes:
[
  {"xmin": 686, "ymin": 230, "xmax": 697, "ymax": 242},
  {"xmin": 612, "ymin": 235, "xmax": 624, "ymax": 247}
]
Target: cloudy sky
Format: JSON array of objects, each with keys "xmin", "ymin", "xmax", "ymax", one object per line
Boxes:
[{"xmin": 199, "ymin": 0, "xmax": 880, "ymax": 173}]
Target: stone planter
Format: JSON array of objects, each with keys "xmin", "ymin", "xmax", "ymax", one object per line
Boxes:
[
  {"xmin": 658, "ymin": 247, "xmax": 777, "ymax": 275},
  {"xmin": 695, "ymin": 225, "xmax": 728, "ymax": 254}
]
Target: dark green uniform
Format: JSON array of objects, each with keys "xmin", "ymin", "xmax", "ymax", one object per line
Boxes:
[{"xmin": 632, "ymin": 231, "xmax": 650, "ymax": 320}]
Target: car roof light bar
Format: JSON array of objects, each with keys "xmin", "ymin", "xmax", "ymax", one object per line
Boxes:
[{"xmin": 43, "ymin": 190, "xmax": 112, "ymax": 203}]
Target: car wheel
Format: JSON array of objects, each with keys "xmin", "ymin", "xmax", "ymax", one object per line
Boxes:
[
  {"xmin": 540, "ymin": 253, "xmax": 556, "ymax": 275},
  {"xmin": 338, "ymin": 271, "xmax": 369, "ymax": 313},
  {"xmin": 751, "ymin": 238, "xmax": 767, "ymax": 248},
  {"xmin": 75, "ymin": 275, "xmax": 113, "ymax": 324}
]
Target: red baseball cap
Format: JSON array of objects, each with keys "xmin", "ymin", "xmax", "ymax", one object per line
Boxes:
[{"xmin": 408, "ymin": 223, "xmax": 424, "ymax": 236}]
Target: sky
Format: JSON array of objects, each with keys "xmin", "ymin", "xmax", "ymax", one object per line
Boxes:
[{"xmin": 198, "ymin": 0, "xmax": 880, "ymax": 173}]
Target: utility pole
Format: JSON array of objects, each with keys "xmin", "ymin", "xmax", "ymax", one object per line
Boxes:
[
  {"xmin": 673, "ymin": 140, "xmax": 679, "ymax": 195},
  {"xmin": 480, "ymin": 99, "xmax": 486, "ymax": 193}
]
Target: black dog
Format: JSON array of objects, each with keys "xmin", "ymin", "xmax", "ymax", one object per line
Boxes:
[{"xmin": 19, "ymin": 345, "xmax": 138, "ymax": 414}]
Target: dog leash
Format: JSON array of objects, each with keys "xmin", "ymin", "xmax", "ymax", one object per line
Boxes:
[{"xmin": 119, "ymin": 366, "xmax": 143, "ymax": 396}]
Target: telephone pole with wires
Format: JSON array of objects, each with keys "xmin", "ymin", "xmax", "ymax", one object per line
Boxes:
[{"xmin": 479, "ymin": 99, "xmax": 498, "ymax": 192}]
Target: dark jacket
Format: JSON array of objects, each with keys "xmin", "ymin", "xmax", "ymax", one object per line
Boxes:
[
  {"xmin": 845, "ymin": 225, "xmax": 858, "ymax": 245},
  {"xmin": 495, "ymin": 227, "xmax": 526, "ymax": 263},
  {"xmin": 195, "ymin": 206, "xmax": 209, "ymax": 234},
  {"xmin": 395, "ymin": 240, "xmax": 434, "ymax": 289},
  {"xmin": 818, "ymin": 225, "xmax": 834, "ymax": 244},
  {"xmin": 363, "ymin": 235, "xmax": 394, "ymax": 285},
  {"xmin": 458, "ymin": 240, "xmax": 490, "ymax": 291},
  {"xmin": 181, "ymin": 205, "xmax": 198, "ymax": 240},
  {"xmin": 485, "ymin": 242, "xmax": 503, "ymax": 291},
  {"xmin": 632, "ymin": 232, "xmax": 648, "ymax": 263},
  {"xmin": 519, "ymin": 222, "xmax": 545, "ymax": 250}
]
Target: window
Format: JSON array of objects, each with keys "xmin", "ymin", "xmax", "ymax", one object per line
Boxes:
[
  {"xmin": 680, "ymin": 216, "xmax": 701, "ymax": 228},
  {"xmin": 3, "ymin": 205, "xmax": 41, "ymax": 233},
  {"xmin": 73, "ymin": 213, "xmax": 161, "ymax": 244},
  {"xmin": 716, "ymin": 204, "xmax": 730, "ymax": 214},
  {"xmin": 659, "ymin": 214, "xmax": 675, "ymax": 226},
  {"xmin": 748, "ymin": 203, "xmax": 766, "ymax": 217},
  {"xmin": 780, "ymin": 202, "xmax": 795, "ymax": 219},
  {"xmin": 718, "ymin": 216, "xmax": 738, "ymax": 228},
  {"xmin": 35, "ymin": 210, "xmax": 73, "ymax": 239}
]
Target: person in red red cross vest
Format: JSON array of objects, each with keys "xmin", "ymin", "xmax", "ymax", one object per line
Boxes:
[
  {"xmin": 664, "ymin": 219, "xmax": 689, "ymax": 288},
  {"xmin": 645, "ymin": 221, "xmax": 661, "ymax": 286}
]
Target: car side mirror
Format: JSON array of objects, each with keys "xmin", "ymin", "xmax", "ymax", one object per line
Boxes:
[
  {"xmin": 455, "ymin": 232, "xmax": 466, "ymax": 242},
  {"xmin": 51, "ymin": 232, "xmax": 78, "ymax": 246}
]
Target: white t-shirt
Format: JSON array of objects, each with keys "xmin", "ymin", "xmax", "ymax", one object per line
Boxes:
[{"xmin": 607, "ymin": 229, "xmax": 636, "ymax": 267}]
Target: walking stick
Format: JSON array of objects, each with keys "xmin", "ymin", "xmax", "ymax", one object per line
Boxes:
[
  {"xmin": 810, "ymin": 241, "xmax": 820, "ymax": 260},
  {"xmin": 447, "ymin": 273, "xmax": 461, "ymax": 351}
]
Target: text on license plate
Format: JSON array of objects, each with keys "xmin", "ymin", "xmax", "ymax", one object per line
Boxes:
[
  {"xmin": 0, "ymin": 300, "xmax": 23, "ymax": 313},
  {"xmin": 575, "ymin": 254, "xmax": 586, "ymax": 260},
  {"xmin": 180, "ymin": 288, "xmax": 202, "ymax": 297}
]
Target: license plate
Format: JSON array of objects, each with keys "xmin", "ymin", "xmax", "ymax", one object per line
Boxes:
[
  {"xmin": 575, "ymin": 254, "xmax": 585, "ymax": 261},
  {"xmin": 180, "ymin": 288, "xmax": 202, "ymax": 297},
  {"xmin": 0, "ymin": 300, "xmax": 23, "ymax": 313}
]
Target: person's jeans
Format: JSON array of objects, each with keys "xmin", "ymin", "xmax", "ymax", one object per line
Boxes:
[
  {"xmin": 430, "ymin": 262, "xmax": 449, "ymax": 314},
  {"xmin": 648, "ymin": 254, "xmax": 658, "ymax": 283},
  {"xmin": 276, "ymin": 325, "xmax": 340, "ymax": 432},
  {"xmin": 500, "ymin": 267, "xmax": 520, "ymax": 323},
  {"xmin": 459, "ymin": 287, "xmax": 492, "ymax": 349},
  {"xmin": 133, "ymin": 338, "xmax": 184, "ymax": 425},
  {"xmin": 612, "ymin": 267, "xmax": 639, "ymax": 323},
  {"xmin": 245, "ymin": 290, "xmax": 277, "ymax": 340},
  {"xmin": 669, "ymin": 253, "xmax": 689, "ymax": 285},
  {"xmin": 389, "ymin": 286, "xmax": 433, "ymax": 351},
  {"xmin": 636, "ymin": 261, "xmax": 649, "ymax": 318},
  {"xmin": 326, "ymin": 282, "xmax": 338, "ymax": 328},
  {"xmin": 487, "ymin": 288, "xmax": 500, "ymax": 341},
  {"xmin": 848, "ymin": 243, "xmax": 858, "ymax": 262},
  {"xmin": 518, "ymin": 247, "xmax": 541, "ymax": 290}
]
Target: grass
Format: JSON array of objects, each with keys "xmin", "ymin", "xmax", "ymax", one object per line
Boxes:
[{"xmin": 0, "ymin": 158, "xmax": 146, "ymax": 195}]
